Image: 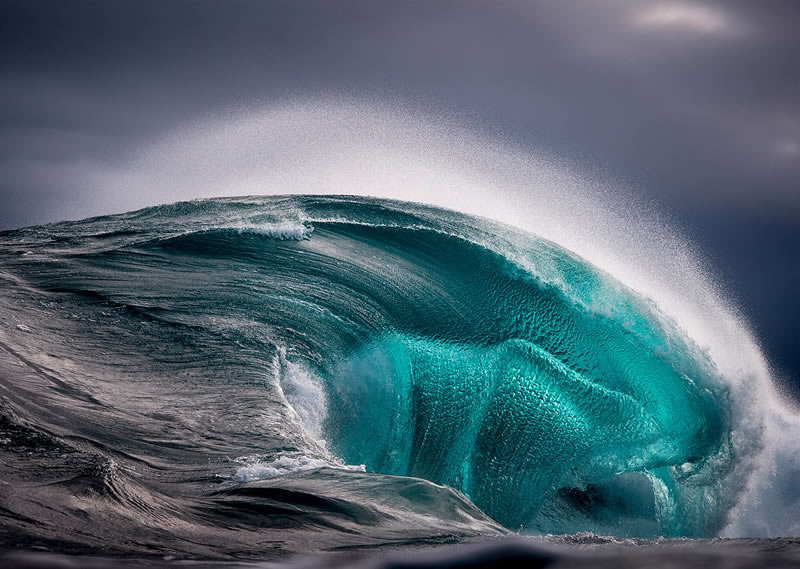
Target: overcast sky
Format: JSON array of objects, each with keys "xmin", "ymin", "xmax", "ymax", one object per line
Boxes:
[{"xmin": 1, "ymin": 0, "xmax": 799, "ymax": 386}]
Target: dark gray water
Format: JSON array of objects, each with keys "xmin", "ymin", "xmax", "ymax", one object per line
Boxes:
[{"xmin": 4, "ymin": 537, "xmax": 800, "ymax": 569}]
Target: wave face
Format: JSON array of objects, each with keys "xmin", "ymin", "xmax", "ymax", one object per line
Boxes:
[{"xmin": 0, "ymin": 196, "xmax": 763, "ymax": 556}]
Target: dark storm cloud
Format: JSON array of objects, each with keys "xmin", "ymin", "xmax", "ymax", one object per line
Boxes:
[{"xmin": 1, "ymin": 0, "xmax": 799, "ymax": 381}]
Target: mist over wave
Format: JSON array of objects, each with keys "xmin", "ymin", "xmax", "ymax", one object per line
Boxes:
[{"xmin": 80, "ymin": 100, "xmax": 769, "ymax": 385}]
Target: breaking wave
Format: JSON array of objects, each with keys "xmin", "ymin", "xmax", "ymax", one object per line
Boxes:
[{"xmin": 0, "ymin": 195, "xmax": 793, "ymax": 558}]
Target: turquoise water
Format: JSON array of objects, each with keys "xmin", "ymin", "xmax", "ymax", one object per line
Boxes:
[{"xmin": 0, "ymin": 196, "xmax": 761, "ymax": 554}]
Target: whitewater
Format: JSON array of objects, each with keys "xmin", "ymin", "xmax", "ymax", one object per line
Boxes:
[{"xmin": 1, "ymin": 101, "xmax": 799, "ymax": 566}]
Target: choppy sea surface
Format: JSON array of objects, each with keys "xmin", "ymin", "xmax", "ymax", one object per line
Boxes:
[{"xmin": 0, "ymin": 195, "xmax": 797, "ymax": 567}]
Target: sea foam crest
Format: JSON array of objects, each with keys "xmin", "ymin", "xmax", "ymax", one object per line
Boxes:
[
  {"xmin": 232, "ymin": 454, "xmax": 365, "ymax": 482},
  {"xmin": 230, "ymin": 219, "xmax": 312, "ymax": 240}
]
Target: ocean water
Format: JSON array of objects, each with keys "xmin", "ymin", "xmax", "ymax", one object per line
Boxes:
[{"xmin": 0, "ymin": 195, "xmax": 797, "ymax": 567}]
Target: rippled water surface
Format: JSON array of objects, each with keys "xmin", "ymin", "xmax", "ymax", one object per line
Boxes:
[{"xmin": 0, "ymin": 195, "xmax": 788, "ymax": 563}]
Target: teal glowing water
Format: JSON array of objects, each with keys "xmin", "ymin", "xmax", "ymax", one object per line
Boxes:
[
  {"xmin": 0, "ymin": 196, "xmax": 764, "ymax": 552},
  {"xmin": 282, "ymin": 218, "xmax": 734, "ymax": 537}
]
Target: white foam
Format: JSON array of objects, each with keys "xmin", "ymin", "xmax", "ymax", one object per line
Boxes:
[
  {"xmin": 230, "ymin": 351, "xmax": 365, "ymax": 483},
  {"xmin": 723, "ymin": 411, "xmax": 800, "ymax": 537},
  {"xmin": 229, "ymin": 219, "xmax": 312, "ymax": 240},
  {"xmin": 275, "ymin": 349, "xmax": 328, "ymax": 443},
  {"xmin": 232, "ymin": 454, "xmax": 365, "ymax": 482}
]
